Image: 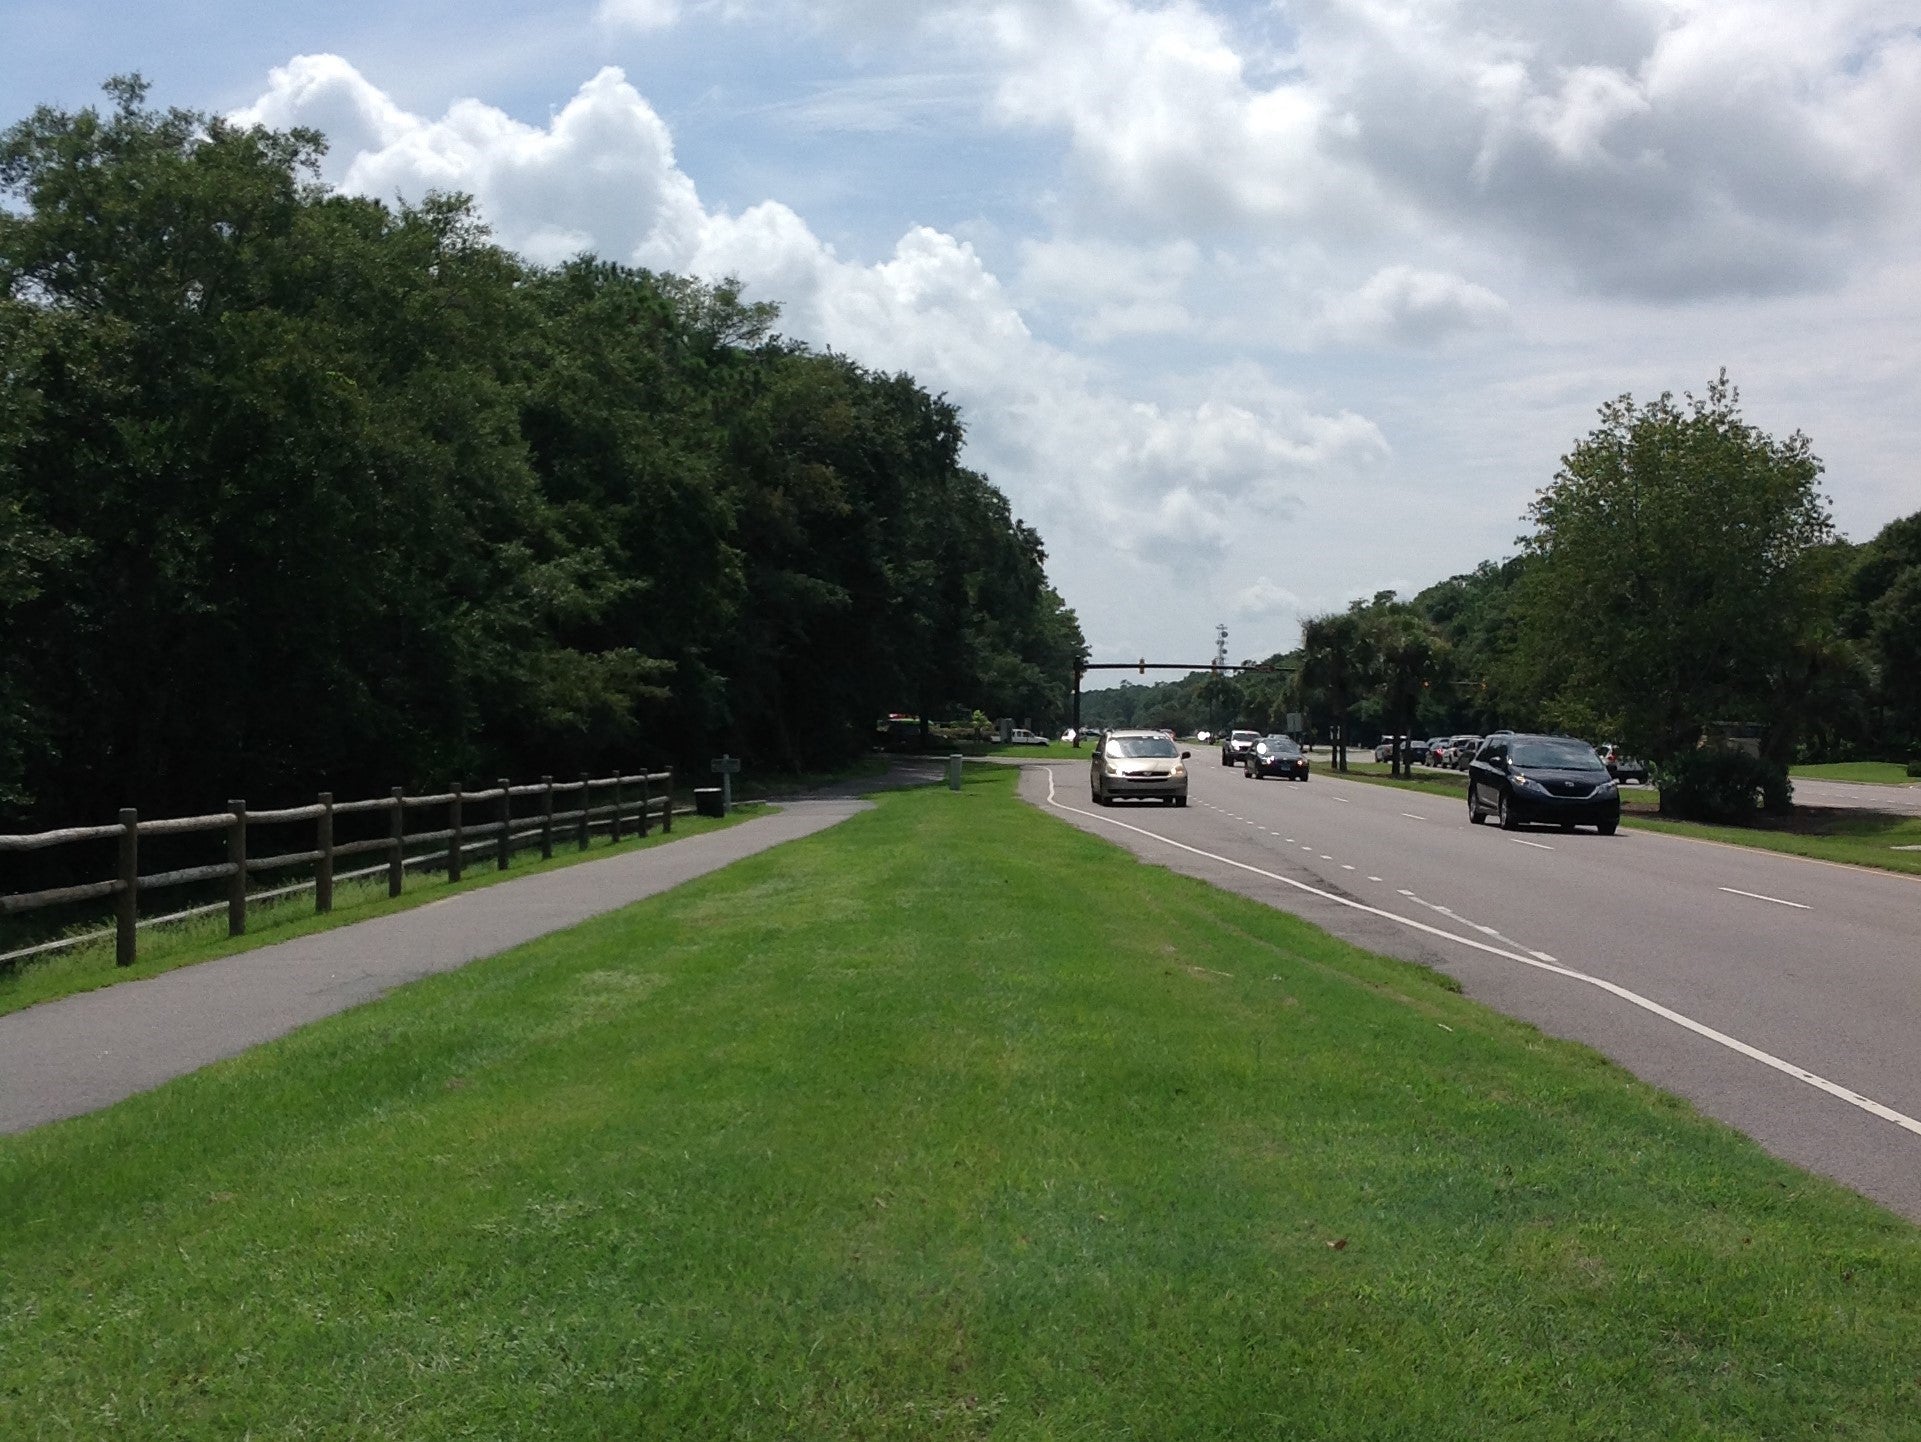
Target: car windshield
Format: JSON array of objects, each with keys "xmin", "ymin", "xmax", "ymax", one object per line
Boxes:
[
  {"xmin": 1107, "ymin": 736, "xmax": 1180, "ymax": 759},
  {"xmin": 1509, "ymin": 738, "xmax": 1606, "ymax": 771},
  {"xmin": 1259, "ymin": 737, "xmax": 1299, "ymax": 755},
  {"xmin": 1231, "ymin": 731, "xmax": 1259, "ymax": 742}
]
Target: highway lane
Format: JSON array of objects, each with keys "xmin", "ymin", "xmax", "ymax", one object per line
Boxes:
[{"xmin": 1022, "ymin": 750, "xmax": 1921, "ymax": 1221}]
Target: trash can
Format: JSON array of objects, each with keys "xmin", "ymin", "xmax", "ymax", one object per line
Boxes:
[{"xmin": 694, "ymin": 787, "xmax": 725, "ymax": 818}]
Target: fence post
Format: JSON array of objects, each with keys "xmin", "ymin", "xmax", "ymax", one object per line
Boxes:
[
  {"xmin": 578, "ymin": 773, "xmax": 591, "ymax": 852},
  {"xmin": 316, "ymin": 792, "xmax": 334, "ymax": 915},
  {"xmin": 662, "ymin": 768, "xmax": 674, "ymax": 833},
  {"xmin": 497, "ymin": 779, "xmax": 512, "ymax": 871},
  {"xmin": 610, "ymin": 775, "xmax": 623, "ymax": 844},
  {"xmin": 448, "ymin": 783, "xmax": 464, "ymax": 883},
  {"xmin": 388, "ymin": 788, "xmax": 405, "ymax": 898},
  {"xmin": 541, "ymin": 776, "xmax": 554, "ymax": 860},
  {"xmin": 227, "ymin": 801, "xmax": 247, "ymax": 937},
  {"xmin": 116, "ymin": 808, "xmax": 138, "ymax": 968},
  {"xmin": 637, "ymin": 771, "xmax": 651, "ymax": 838}
]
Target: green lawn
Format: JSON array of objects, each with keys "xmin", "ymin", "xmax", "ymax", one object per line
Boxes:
[
  {"xmin": 0, "ymin": 805, "xmax": 764, "ymax": 1021},
  {"xmin": 1790, "ymin": 761, "xmax": 1918, "ymax": 785},
  {"xmin": 4, "ymin": 765, "xmax": 1918, "ymax": 1438}
]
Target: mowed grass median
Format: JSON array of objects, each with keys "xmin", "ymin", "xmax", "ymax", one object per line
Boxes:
[{"xmin": 3, "ymin": 768, "xmax": 1918, "ymax": 1438}]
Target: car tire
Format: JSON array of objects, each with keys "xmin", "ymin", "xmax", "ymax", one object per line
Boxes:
[
  {"xmin": 1468, "ymin": 784, "xmax": 1486, "ymax": 824},
  {"xmin": 1175, "ymin": 796, "xmax": 1187, "ymax": 808},
  {"xmin": 1498, "ymin": 793, "xmax": 1519, "ymax": 831},
  {"xmin": 1597, "ymin": 819, "xmax": 1619, "ymax": 836},
  {"xmin": 1559, "ymin": 821, "xmax": 1576, "ymax": 833},
  {"xmin": 1163, "ymin": 796, "xmax": 1175, "ymax": 806}
]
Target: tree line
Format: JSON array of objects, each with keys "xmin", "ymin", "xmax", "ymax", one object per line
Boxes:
[
  {"xmin": 1084, "ymin": 376, "xmax": 1921, "ymax": 816},
  {"xmin": 0, "ymin": 79, "xmax": 1086, "ymax": 829}
]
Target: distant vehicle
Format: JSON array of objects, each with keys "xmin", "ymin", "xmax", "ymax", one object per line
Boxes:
[
  {"xmin": 1468, "ymin": 733, "xmax": 1620, "ymax": 834},
  {"xmin": 1594, "ymin": 743, "xmax": 1650, "ymax": 784},
  {"xmin": 1007, "ymin": 728, "xmax": 1049, "ymax": 746},
  {"xmin": 1091, "ymin": 729, "xmax": 1190, "ymax": 806},
  {"xmin": 1195, "ymin": 730, "xmax": 1213, "ymax": 743},
  {"xmin": 1222, "ymin": 729, "xmax": 1261, "ymax": 767},
  {"xmin": 1246, "ymin": 735, "xmax": 1309, "ymax": 781}
]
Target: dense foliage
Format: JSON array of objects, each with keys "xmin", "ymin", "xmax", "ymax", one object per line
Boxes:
[{"xmin": 0, "ymin": 80, "xmax": 1084, "ymax": 825}]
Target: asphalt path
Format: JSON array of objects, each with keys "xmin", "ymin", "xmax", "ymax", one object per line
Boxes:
[{"xmin": 1022, "ymin": 750, "xmax": 1921, "ymax": 1222}]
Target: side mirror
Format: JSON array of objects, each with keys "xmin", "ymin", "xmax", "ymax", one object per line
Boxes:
[{"xmin": 1181, "ymin": 750, "xmax": 1192, "ymax": 760}]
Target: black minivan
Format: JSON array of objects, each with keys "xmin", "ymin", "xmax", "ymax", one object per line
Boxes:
[{"xmin": 1467, "ymin": 734, "xmax": 1620, "ymax": 834}]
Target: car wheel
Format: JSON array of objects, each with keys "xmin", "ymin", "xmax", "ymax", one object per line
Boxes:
[
  {"xmin": 1597, "ymin": 819, "xmax": 1619, "ymax": 836},
  {"xmin": 1175, "ymin": 796, "xmax": 1187, "ymax": 808},
  {"xmin": 1559, "ymin": 821, "xmax": 1575, "ymax": 833},
  {"xmin": 1497, "ymin": 793, "xmax": 1519, "ymax": 831},
  {"xmin": 1468, "ymin": 784, "xmax": 1486, "ymax": 824},
  {"xmin": 1163, "ymin": 796, "xmax": 1175, "ymax": 806}
]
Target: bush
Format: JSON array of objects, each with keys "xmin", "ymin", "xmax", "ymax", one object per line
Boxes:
[
  {"xmin": 1908, "ymin": 759, "xmax": 1921, "ymax": 778},
  {"xmin": 1658, "ymin": 749, "xmax": 1792, "ymax": 823}
]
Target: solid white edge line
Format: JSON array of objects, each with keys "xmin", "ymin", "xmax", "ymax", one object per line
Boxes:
[
  {"xmin": 1043, "ymin": 769, "xmax": 1921, "ymax": 1141},
  {"xmin": 1720, "ymin": 886, "xmax": 1812, "ymax": 911}
]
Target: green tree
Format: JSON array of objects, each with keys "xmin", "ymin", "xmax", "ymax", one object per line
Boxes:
[
  {"xmin": 1510, "ymin": 374, "xmax": 1833, "ymax": 773},
  {"xmin": 1299, "ymin": 611, "xmax": 1375, "ymax": 771}
]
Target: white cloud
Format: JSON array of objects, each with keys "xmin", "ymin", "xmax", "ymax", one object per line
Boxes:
[
  {"xmin": 1320, "ymin": 265, "xmax": 1511, "ymax": 346},
  {"xmin": 597, "ymin": 0, "xmax": 681, "ymax": 31},
  {"xmin": 1232, "ymin": 577, "xmax": 1304, "ymax": 619},
  {"xmin": 232, "ymin": 54, "xmax": 1388, "ymax": 581}
]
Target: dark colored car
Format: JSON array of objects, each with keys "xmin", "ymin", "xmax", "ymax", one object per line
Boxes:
[
  {"xmin": 1245, "ymin": 735, "xmax": 1309, "ymax": 781},
  {"xmin": 1467, "ymin": 734, "xmax": 1620, "ymax": 834},
  {"xmin": 1221, "ymin": 729, "xmax": 1262, "ymax": 767}
]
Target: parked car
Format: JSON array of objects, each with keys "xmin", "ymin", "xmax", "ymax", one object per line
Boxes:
[
  {"xmin": 1246, "ymin": 735, "xmax": 1310, "ymax": 781},
  {"xmin": 1594, "ymin": 743, "xmax": 1650, "ymax": 784},
  {"xmin": 1221, "ymin": 729, "xmax": 1262, "ymax": 767},
  {"xmin": 1467, "ymin": 733, "xmax": 1620, "ymax": 834},
  {"xmin": 1007, "ymin": 728, "xmax": 1049, "ymax": 746},
  {"xmin": 1195, "ymin": 730, "xmax": 1213, "ymax": 743},
  {"xmin": 1091, "ymin": 729, "xmax": 1191, "ymax": 806}
]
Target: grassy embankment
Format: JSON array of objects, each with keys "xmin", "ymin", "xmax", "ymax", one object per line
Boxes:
[
  {"xmin": 1318, "ymin": 760, "xmax": 1921, "ymax": 879},
  {"xmin": 4, "ymin": 764, "xmax": 1918, "ymax": 1437},
  {"xmin": 1790, "ymin": 761, "xmax": 1918, "ymax": 785}
]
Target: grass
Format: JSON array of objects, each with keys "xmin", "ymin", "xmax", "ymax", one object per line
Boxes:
[
  {"xmin": 0, "ymin": 805, "xmax": 764, "ymax": 1021},
  {"xmin": 1790, "ymin": 761, "xmax": 1918, "ymax": 786},
  {"xmin": 3, "ymin": 764, "xmax": 1919, "ymax": 1438},
  {"xmin": 1627, "ymin": 810, "xmax": 1921, "ymax": 877}
]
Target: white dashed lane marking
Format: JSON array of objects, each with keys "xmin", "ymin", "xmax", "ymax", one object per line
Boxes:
[
  {"xmin": 1401, "ymin": 813, "xmax": 1426, "ymax": 821},
  {"xmin": 1514, "ymin": 839, "xmax": 1555, "ymax": 851},
  {"xmin": 1721, "ymin": 886, "xmax": 1811, "ymax": 911}
]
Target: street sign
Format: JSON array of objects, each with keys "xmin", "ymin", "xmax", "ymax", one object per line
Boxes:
[
  {"xmin": 1285, "ymin": 712, "xmax": 1303, "ymax": 734},
  {"xmin": 711, "ymin": 756, "xmax": 741, "ymax": 774},
  {"xmin": 710, "ymin": 755, "xmax": 740, "ymax": 815}
]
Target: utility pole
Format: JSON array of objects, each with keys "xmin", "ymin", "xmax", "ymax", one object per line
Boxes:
[{"xmin": 1212, "ymin": 623, "xmax": 1229, "ymax": 735}]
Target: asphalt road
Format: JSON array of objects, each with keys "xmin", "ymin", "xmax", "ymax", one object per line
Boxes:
[
  {"xmin": 1792, "ymin": 776, "xmax": 1921, "ymax": 816},
  {"xmin": 1023, "ymin": 749, "xmax": 1921, "ymax": 1222}
]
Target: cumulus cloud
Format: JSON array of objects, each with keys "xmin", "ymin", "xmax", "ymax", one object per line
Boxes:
[
  {"xmin": 1319, "ymin": 265, "xmax": 1511, "ymax": 346},
  {"xmin": 597, "ymin": 0, "xmax": 681, "ymax": 30},
  {"xmin": 1232, "ymin": 576, "xmax": 1305, "ymax": 620},
  {"xmin": 232, "ymin": 54, "xmax": 1386, "ymax": 575}
]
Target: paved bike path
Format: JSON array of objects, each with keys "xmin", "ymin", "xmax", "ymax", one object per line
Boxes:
[{"xmin": 0, "ymin": 798, "xmax": 874, "ymax": 1135}]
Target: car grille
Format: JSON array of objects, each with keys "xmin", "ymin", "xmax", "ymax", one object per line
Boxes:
[
  {"xmin": 1545, "ymin": 780, "xmax": 1596, "ymax": 797},
  {"xmin": 1123, "ymin": 769, "xmax": 1168, "ymax": 779}
]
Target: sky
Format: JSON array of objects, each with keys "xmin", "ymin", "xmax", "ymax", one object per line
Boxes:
[{"xmin": 5, "ymin": 0, "xmax": 1920, "ymax": 670}]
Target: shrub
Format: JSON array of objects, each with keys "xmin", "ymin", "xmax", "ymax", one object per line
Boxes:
[
  {"xmin": 1908, "ymin": 759, "xmax": 1921, "ymax": 778},
  {"xmin": 1658, "ymin": 749, "xmax": 1792, "ymax": 823}
]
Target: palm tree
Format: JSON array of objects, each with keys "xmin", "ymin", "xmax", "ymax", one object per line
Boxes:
[
  {"xmin": 1299, "ymin": 612, "xmax": 1375, "ymax": 772},
  {"xmin": 1375, "ymin": 613, "xmax": 1449, "ymax": 777}
]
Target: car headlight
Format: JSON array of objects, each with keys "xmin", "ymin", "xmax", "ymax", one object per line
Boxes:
[
  {"xmin": 1104, "ymin": 762, "xmax": 1121, "ymax": 776},
  {"xmin": 1512, "ymin": 773, "xmax": 1545, "ymax": 792},
  {"xmin": 1172, "ymin": 763, "xmax": 1186, "ymax": 778},
  {"xmin": 1596, "ymin": 778, "xmax": 1618, "ymax": 795}
]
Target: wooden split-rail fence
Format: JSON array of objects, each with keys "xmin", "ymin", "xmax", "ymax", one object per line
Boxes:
[{"xmin": 0, "ymin": 769, "xmax": 676, "ymax": 971}]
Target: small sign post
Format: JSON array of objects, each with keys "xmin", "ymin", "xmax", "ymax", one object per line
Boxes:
[{"xmin": 711, "ymin": 754, "xmax": 741, "ymax": 814}]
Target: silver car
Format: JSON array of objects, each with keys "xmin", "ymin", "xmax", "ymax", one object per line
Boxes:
[{"xmin": 1092, "ymin": 730, "xmax": 1191, "ymax": 806}]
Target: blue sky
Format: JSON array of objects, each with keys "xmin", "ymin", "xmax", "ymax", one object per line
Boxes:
[{"xmin": 7, "ymin": 1, "xmax": 1920, "ymax": 669}]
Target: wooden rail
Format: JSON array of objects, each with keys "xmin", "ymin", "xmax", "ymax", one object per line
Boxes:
[{"xmin": 0, "ymin": 768, "xmax": 675, "ymax": 969}]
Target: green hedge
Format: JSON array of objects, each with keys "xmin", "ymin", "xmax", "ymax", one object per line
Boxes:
[{"xmin": 1658, "ymin": 750, "xmax": 1792, "ymax": 822}]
